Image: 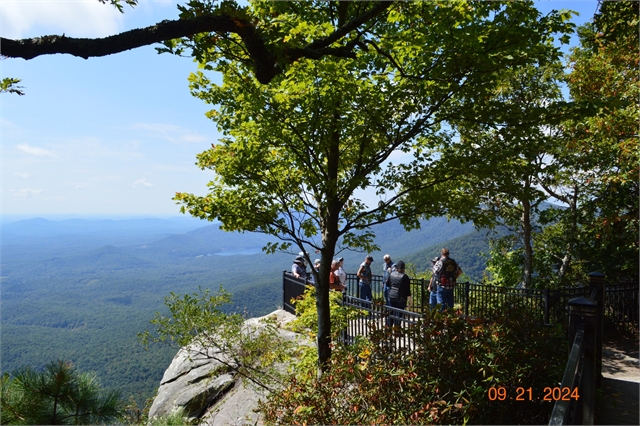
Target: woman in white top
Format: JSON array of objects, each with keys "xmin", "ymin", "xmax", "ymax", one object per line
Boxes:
[{"xmin": 336, "ymin": 257, "xmax": 347, "ymax": 289}]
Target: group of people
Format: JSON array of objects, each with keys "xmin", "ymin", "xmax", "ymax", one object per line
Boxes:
[
  {"xmin": 291, "ymin": 254, "xmax": 347, "ymax": 292},
  {"xmin": 291, "ymin": 247, "xmax": 462, "ymax": 318}
]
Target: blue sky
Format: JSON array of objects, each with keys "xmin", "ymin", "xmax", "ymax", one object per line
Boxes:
[{"xmin": 1, "ymin": 0, "xmax": 599, "ymax": 220}]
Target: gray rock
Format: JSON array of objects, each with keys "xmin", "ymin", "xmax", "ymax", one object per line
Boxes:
[
  {"xmin": 148, "ymin": 310, "xmax": 304, "ymax": 423},
  {"xmin": 200, "ymin": 378, "xmax": 267, "ymax": 426},
  {"xmin": 148, "ymin": 346, "xmax": 236, "ymax": 419}
]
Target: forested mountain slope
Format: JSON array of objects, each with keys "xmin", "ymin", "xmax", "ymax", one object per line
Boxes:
[{"xmin": 1, "ymin": 216, "xmax": 487, "ymax": 405}]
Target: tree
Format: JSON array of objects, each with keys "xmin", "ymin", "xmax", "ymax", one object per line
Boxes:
[
  {"xmin": 452, "ymin": 63, "xmax": 570, "ymax": 288},
  {"xmin": 1, "ymin": 360, "xmax": 122, "ymax": 425},
  {"xmin": 173, "ymin": 0, "xmax": 574, "ymax": 368},
  {"xmin": 535, "ymin": 0, "xmax": 639, "ymax": 284}
]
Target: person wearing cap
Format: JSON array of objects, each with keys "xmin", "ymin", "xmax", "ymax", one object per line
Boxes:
[
  {"xmin": 291, "ymin": 256, "xmax": 308, "ymax": 281},
  {"xmin": 382, "ymin": 254, "xmax": 395, "ymax": 306},
  {"xmin": 428, "ymin": 256, "xmax": 440, "ymax": 310},
  {"xmin": 357, "ymin": 255, "xmax": 374, "ymax": 302},
  {"xmin": 386, "ymin": 260, "xmax": 412, "ymax": 327},
  {"xmin": 433, "ymin": 248, "xmax": 462, "ymax": 311}
]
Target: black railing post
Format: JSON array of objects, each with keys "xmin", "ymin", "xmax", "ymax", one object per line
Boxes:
[
  {"xmin": 421, "ymin": 278, "xmax": 426, "ymax": 314},
  {"xmin": 569, "ymin": 296, "xmax": 597, "ymax": 425},
  {"xmin": 282, "ymin": 270, "xmax": 286, "ymax": 311},
  {"xmin": 544, "ymin": 288, "xmax": 550, "ymax": 325},
  {"xmin": 589, "ymin": 271, "xmax": 605, "ymax": 388},
  {"xmin": 465, "ymin": 281, "xmax": 470, "ymax": 317}
]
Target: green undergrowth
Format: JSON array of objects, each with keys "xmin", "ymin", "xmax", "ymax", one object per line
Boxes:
[{"xmin": 264, "ymin": 290, "xmax": 567, "ymax": 425}]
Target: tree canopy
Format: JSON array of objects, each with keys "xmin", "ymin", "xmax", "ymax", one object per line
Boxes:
[{"xmin": 172, "ymin": 0, "xmax": 574, "ymax": 367}]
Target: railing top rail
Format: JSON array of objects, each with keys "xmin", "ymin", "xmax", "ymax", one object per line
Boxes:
[
  {"xmin": 342, "ymin": 294, "xmax": 423, "ymax": 320},
  {"xmin": 548, "ymin": 326, "xmax": 586, "ymax": 425}
]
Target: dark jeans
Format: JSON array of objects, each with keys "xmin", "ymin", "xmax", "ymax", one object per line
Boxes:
[
  {"xmin": 437, "ymin": 285, "xmax": 454, "ymax": 311},
  {"xmin": 359, "ymin": 282, "xmax": 372, "ymax": 301},
  {"xmin": 387, "ymin": 297, "xmax": 407, "ymax": 327},
  {"xmin": 359, "ymin": 282, "xmax": 372, "ymax": 311},
  {"xmin": 429, "ymin": 290, "xmax": 438, "ymax": 310}
]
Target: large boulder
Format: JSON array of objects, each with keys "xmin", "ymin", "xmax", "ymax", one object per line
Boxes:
[{"xmin": 148, "ymin": 309, "xmax": 305, "ymax": 423}]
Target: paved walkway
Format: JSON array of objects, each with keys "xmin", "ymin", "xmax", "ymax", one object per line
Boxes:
[{"xmin": 595, "ymin": 326, "xmax": 639, "ymax": 425}]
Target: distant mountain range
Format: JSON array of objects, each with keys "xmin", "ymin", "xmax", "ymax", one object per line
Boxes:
[{"xmin": 1, "ymin": 215, "xmax": 490, "ymax": 406}]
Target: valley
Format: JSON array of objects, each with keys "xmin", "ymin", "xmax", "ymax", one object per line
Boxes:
[{"xmin": 1, "ymin": 215, "xmax": 488, "ymax": 405}]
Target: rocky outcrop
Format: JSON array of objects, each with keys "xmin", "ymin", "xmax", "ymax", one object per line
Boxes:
[{"xmin": 148, "ymin": 309, "xmax": 305, "ymax": 424}]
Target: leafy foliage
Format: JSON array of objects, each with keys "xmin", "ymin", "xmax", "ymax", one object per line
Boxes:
[
  {"xmin": 261, "ymin": 307, "xmax": 566, "ymax": 425},
  {"xmin": 556, "ymin": 1, "xmax": 638, "ymax": 282},
  {"xmin": 98, "ymin": 0, "xmax": 138, "ymax": 14},
  {"xmin": 146, "ymin": 407, "xmax": 195, "ymax": 426},
  {"xmin": 139, "ymin": 287, "xmax": 296, "ymax": 392},
  {"xmin": 0, "ymin": 77, "xmax": 24, "ymax": 96}
]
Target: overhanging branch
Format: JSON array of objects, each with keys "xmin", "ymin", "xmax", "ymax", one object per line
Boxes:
[
  {"xmin": 0, "ymin": 1, "xmax": 395, "ymax": 84},
  {"xmin": 1, "ymin": 15, "xmax": 241, "ymax": 60}
]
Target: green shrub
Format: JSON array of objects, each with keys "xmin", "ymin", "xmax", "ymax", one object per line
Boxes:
[
  {"xmin": 261, "ymin": 304, "xmax": 566, "ymax": 425},
  {"xmin": 286, "ymin": 285, "xmax": 366, "ymax": 378},
  {"xmin": 147, "ymin": 407, "xmax": 195, "ymax": 426}
]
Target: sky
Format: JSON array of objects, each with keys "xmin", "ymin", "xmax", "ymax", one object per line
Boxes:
[{"xmin": 1, "ymin": 0, "xmax": 600, "ymax": 220}]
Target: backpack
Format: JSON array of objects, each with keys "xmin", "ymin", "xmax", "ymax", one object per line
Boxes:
[{"xmin": 439, "ymin": 258, "xmax": 458, "ymax": 288}]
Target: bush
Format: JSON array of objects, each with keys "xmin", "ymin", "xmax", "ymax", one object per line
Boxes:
[
  {"xmin": 286, "ymin": 285, "xmax": 366, "ymax": 378},
  {"xmin": 261, "ymin": 302, "xmax": 566, "ymax": 425}
]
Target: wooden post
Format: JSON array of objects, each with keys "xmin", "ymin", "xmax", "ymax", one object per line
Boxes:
[
  {"xmin": 589, "ymin": 271, "xmax": 605, "ymax": 388},
  {"xmin": 568, "ymin": 296, "xmax": 597, "ymax": 425}
]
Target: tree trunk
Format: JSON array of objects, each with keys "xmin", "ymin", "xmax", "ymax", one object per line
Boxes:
[
  {"xmin": 521, "ymin": 196, "xmax": 533, "ymax": 289},
  {"xmin": 316, "ymin": 248, "xmax": 335, "ymax": 373},
  {"xmin": 316, "ymin": 106, "xmax": 343, "ymax": 373},
  {"xmin": 558, "ymin": 187, "xmax": 579, "ymax": 286}
]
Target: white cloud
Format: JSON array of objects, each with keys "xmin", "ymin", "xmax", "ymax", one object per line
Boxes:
[
  {"xmin": 132, "ymin": 178, "xmax": 154, "ymax": 189},
  {"xmin": 153, "ymin": 164, "xmax": 196, "ymax": 172},
  {"xmin": 75, "ymin": 184, "xmax": 88, "ymax": 189},
  {"xmin": 1, "ymin": 0, "xmax": 124, "ymax": 39},
  {"xmin": 16, "ymin": 144, "xmax": 57, "ymax": 158},
  {"xmin": 132, "ymin": 123, "xmax": 208, "ymax": 144},
  {"xmin": 14, "ymin": 172, "xmax": 32, "ymax": 179},
  {"xmin": 10, "ymin": 188, "xmax": 43, "ymax": 198},
  {"xmin": 45, "ymin": 195, "xmax": 69, "ymax": 201},
  {"xmin": 64, "ymin": 137, "xmax": 143, "ymax": 161},
  {"xmin": 181, "ymin": 133, "xmax": 208, "ymax": 143}
]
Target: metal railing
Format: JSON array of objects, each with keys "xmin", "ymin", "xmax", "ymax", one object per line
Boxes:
[
  {"xmin": 282, "ymin": 270, "xmax": 308, "ymax": 314},
  {"xmin": 455, "ymin": 282, "xmax": 593, "ymax": 326},
  {"xmin": 342, "ymin": 273, "xmax": 428, "ymax": 313},
  {"xmin": 549, "ymin": 273, "xmax": 604, "ymax": 425},
  {"xmin": 604, "ymin": 282, "xmax": 639, "ymax": 324},
  {"xmin": 338, "ymin": 295, "xmax": 423, "ymax": 352},
  {"xmin": 282, "ymin": 270, "xmax": 625, "ymax": 425},
  {"xmin": 284, "ymin": 271, "xmax": 637, "ymax": 327}
]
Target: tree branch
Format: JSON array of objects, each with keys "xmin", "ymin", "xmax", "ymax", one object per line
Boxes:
[
  {"xmin": 1, "ymin": 15, "xmax": 240, "ymax": 60},
  {"xmin": 0, "ymin": 1, "xmax": 395, "ymax": 84}
]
